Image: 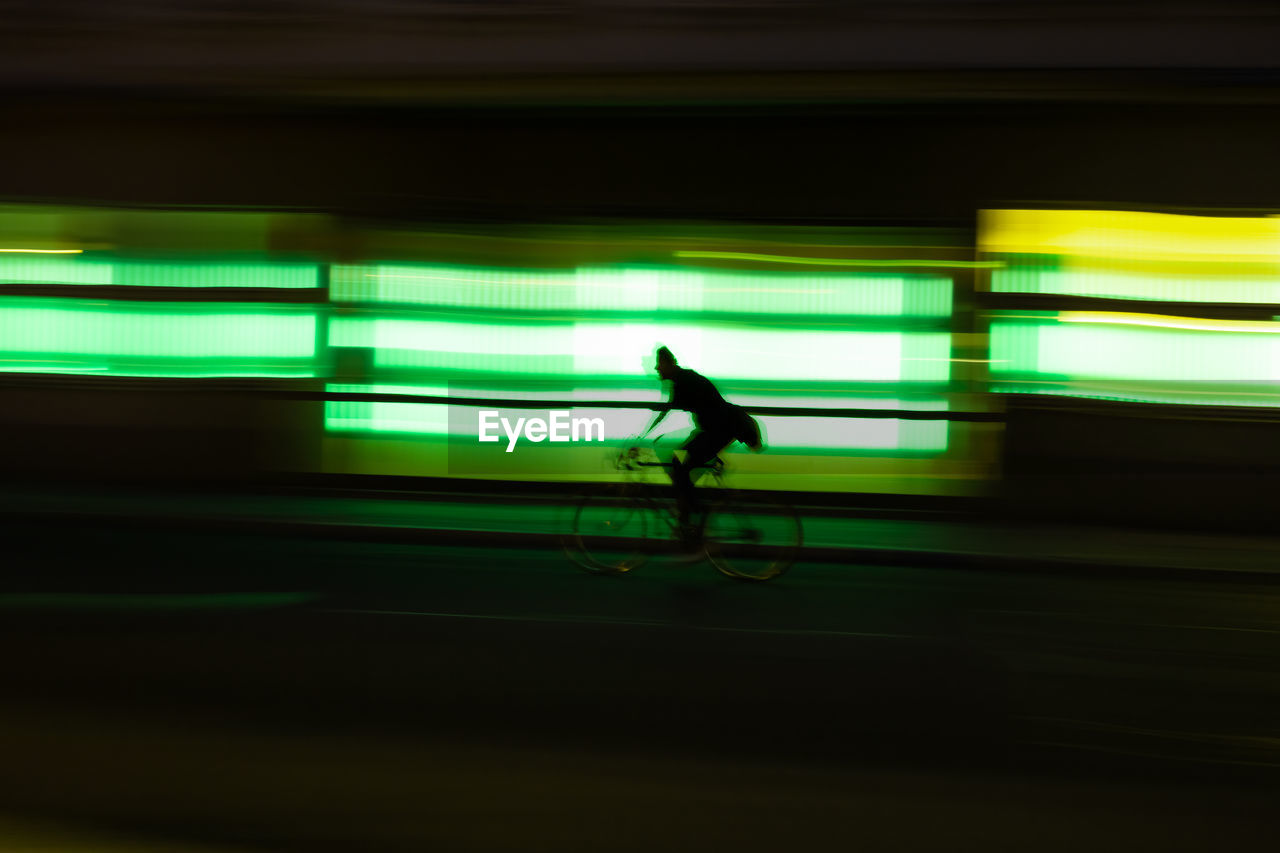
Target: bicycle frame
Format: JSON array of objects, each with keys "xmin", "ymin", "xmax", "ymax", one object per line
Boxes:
[
  {"xmin": 570, "ymin": 444, "xmax": 802, "ymax": 581},
  {"xmin": 614, "ymin": 446, "xmax": 726, "ymax": 534}
]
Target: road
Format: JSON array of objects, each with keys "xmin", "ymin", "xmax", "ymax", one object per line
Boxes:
[{"xmin": 3, "ymin": 518, "xmax": 1279, "ymax": 850}]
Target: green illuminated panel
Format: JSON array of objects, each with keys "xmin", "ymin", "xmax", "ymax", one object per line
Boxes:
[
  {"xmin": 0, "ymin": 255, "xmax": 319, "ymax": 288},
  {"xmin": 991, "ymin": 318, "xmax": 1280, "ymax": 382},
  {"xmin": 0, "ymin": 255, "xmax": 111, "ymax": 285},
  {"xmin": 332, "ymin": 263, "xmax": 951, "ymax": 318},
  {"xmin": 756, "ymin": 415, "xmax": 946, "ymax": 452},
  {"xmin": 331, "ymin": 317, "xmax": 951, "ymax": 383},
  {"xmin": 991, "ymin": 263, "xmax": 1280, "ymax": 304},
  {"xmin": 0, "ymin": 297, "xmax": 319, "ymax": 377}
]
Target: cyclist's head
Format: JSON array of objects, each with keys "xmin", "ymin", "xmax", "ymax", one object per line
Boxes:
[{"xmin": 654, "ymin": 346, "xmax": 678, "ymax": 379}]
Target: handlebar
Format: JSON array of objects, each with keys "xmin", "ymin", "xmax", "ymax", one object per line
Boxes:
[{"xmin": 616, "ymin": 444, "xmax": 657, "ymax": 470}]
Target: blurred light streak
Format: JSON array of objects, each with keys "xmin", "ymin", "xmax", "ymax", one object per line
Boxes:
[
  {"xmin": 336, "ymin": 263, "xmax": 952, "ymax": 318},
  {"xmin": 676, "ymin": 250, "xmax": 1003, "ymax": 269},
  {"xmin": 981, "ymin": 208, "xmax": 1280, "ymax": 407},
  {"xmin": 331, "ymin": 316, "xmax": 951, "ymax": 383},
  {"xmin": 990, "ymin": 383, "xmax": 1280, "ymax": 408},
  {"xmin": 368, "ymin": 272, "xmax": 578, "ymax": 286},
  {"xmin": 989, "ymin": 263, "xmax": 1280, "ymax": 303},
  {"xmin": 364, "ymin": 271, "xmax": 833, "ymax": 294},
  {"xmin": 1058, "ymin": 311, "xmax": 1280, "ymax": 334},
  {"xmin": 0, "ymin": 203, "xmax": 981, "ymax": 490}
]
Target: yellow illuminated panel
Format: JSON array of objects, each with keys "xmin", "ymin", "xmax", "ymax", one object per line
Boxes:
[{"xmin": 980, "ymin": 209, "xmax": 1280, "ymax": 264}]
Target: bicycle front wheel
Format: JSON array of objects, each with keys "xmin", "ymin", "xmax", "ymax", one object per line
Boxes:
[
  {"xmin": 568, "ymin": 486, "xmax": 651, "ymax": 574},
  {"xmin": 704, "ymin": 491, "xmax": 802, "ymax": 581}
]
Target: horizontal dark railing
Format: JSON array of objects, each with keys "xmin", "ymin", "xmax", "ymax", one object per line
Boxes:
[
  {"xmin": 977, "ymin": 291, "xmax": 1280, "ymax": 322},
  {"xmin": 309, "ymin": 390, "xmax": 1005, "ymax": 421},
  {"xmin": 16, "ymin": 372, "xmax": 1280, "ymax": 424},
  {"xmin": 0, "ymin": 284, "xmax": 329, "ymax": 303}
]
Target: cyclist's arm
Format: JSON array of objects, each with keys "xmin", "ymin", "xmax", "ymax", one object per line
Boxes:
[{"xmin": 638, "ymin": 405, "xmax": 670, "ymax": 440}]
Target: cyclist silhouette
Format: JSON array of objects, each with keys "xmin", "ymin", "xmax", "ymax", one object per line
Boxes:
[{"xmin": 639, "ymin": 346, "xmax": 763, "ymax": 542}]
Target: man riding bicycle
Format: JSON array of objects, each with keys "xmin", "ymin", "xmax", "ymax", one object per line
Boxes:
[{"xmin": 638, "ymin": 346, "xmax": 763, "ymax": 544}]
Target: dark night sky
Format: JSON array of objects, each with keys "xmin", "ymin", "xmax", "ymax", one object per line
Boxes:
[{"xmin": 1, "ymin": 1, "xmax": 1279, "ymax": 90}]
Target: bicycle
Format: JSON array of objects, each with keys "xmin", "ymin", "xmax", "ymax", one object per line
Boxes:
[{"xmin": 566, "ymin": 441, "xmax": 803, "ymax": 581}]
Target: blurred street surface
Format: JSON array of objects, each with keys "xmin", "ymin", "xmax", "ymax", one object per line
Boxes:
[
  {"xmin": 2, "ymin": 487, "xmax": 1278, "ymax": 850},
  {"xmin": 5, "ymin": 482, "xmax": 1280, "ymax": 578}
]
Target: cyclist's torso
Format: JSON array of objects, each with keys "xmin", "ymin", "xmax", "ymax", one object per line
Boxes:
[{"xmin": 667, "ymin": 367, "xmax": 737, "ymax": 430}]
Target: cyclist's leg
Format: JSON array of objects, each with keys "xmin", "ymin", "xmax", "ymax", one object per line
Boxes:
[
  {"xmin": 672, "ymin": 429, "xmax": 731, "ymax": 529},
  {"xmin": 668, "ymin": 433, "xmax": 700, "ymax": 527}
]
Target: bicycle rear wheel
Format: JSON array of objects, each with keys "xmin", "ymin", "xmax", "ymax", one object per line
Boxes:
[
  {"xmin": 703, "ymin": 491, "xmax": 802, "ymax": 581},
  {"xmin": 568, "ymin": 486, "xmax": 651, "ymax": 574}
]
